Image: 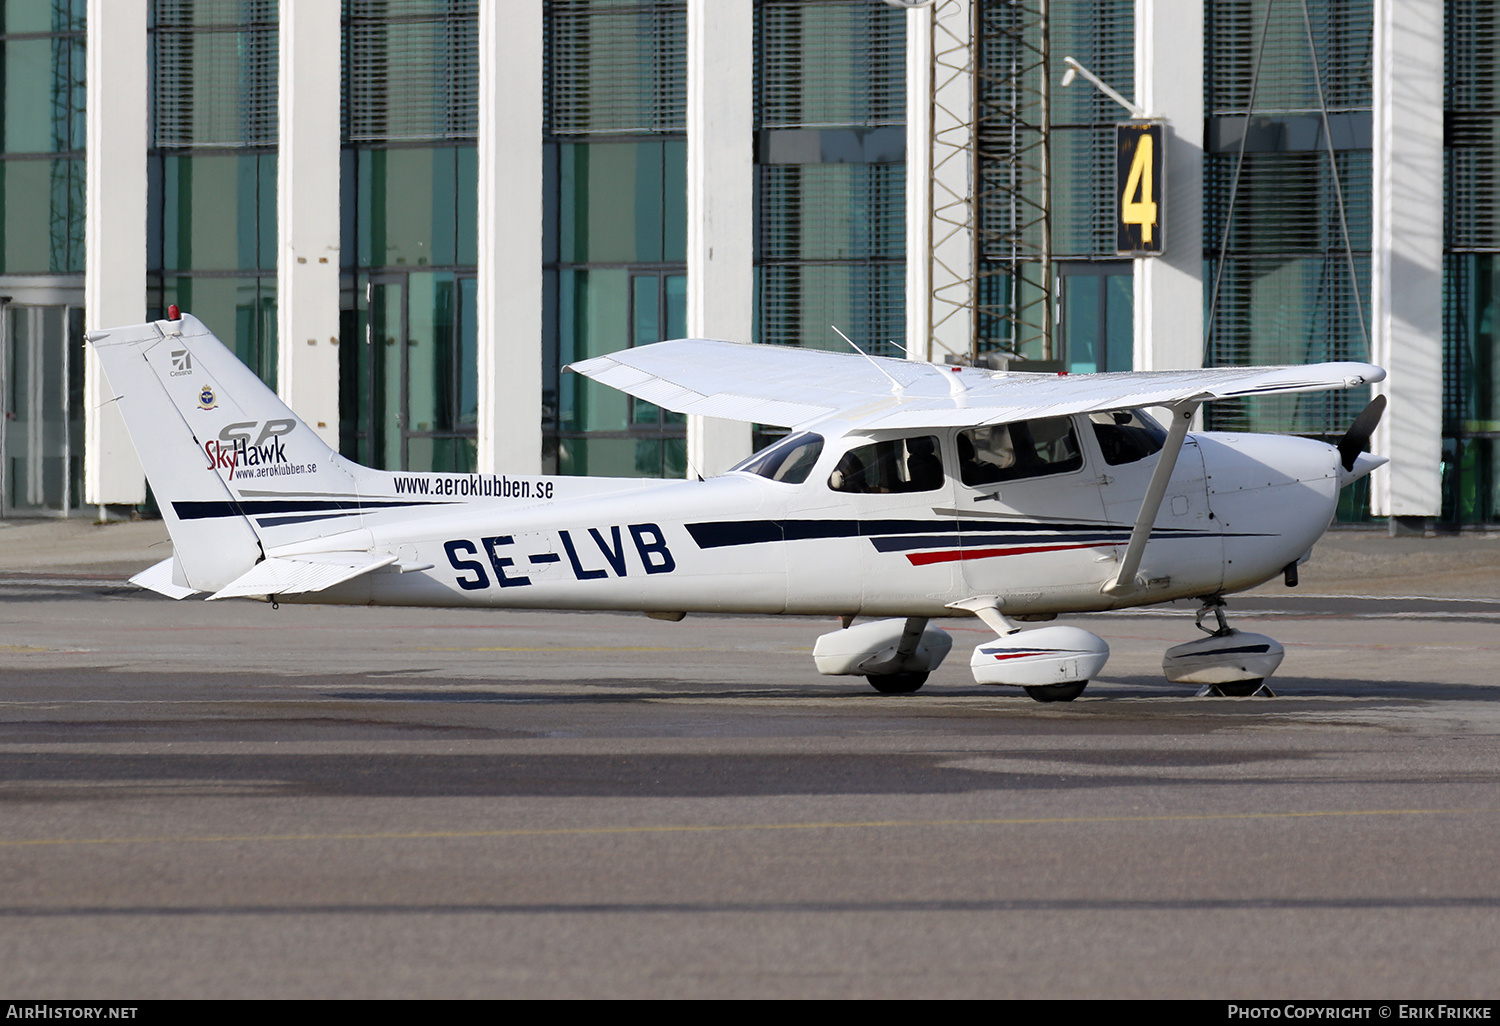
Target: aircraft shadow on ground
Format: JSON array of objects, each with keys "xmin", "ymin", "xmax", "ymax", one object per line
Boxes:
[{"xmin": 6, "ymin": 745, "xmax": 1494, "ymax": 800}]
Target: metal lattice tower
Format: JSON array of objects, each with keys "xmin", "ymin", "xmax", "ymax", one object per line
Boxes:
[{"xmin": 917, "ymin": 0, "xmax": 1053, "ymax": 366}]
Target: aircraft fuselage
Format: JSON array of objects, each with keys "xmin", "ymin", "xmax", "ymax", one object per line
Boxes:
[{"xmin": 282, "ymin": 421, "xmax": 1342, "ymax": 619}]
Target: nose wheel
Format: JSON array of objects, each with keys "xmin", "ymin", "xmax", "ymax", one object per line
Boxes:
[{"xmin": 1162, "ymin": 597, "xmax": 1284, "ymax": 696}]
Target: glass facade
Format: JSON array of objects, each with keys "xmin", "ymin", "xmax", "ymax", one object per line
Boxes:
[
  {"xmin": 0, "ymin": 1, "xmax": 85, "ymax": 276},
  {"xmin": 1444, "ymin": 0, "xmax": 1500, "ymax": 524},
  {"xmin": 1203, "ymin": 0, "xmax": 1374, "ymax": 446},
  {"xmin": 545, "ymin": 0, "xmax": 687, "ymax": 478},
  {"xmin": 0, "ymin": 2, "xmax": 86, "ymax": 515},
  {"xmin": 340, "ymin": 0, "xmax": 479, "ymax": 473},
  {"xmin": 0, "ymin": 0, "xmax": 1496, "ymax": 520},
  {"xmin": 1049, "ymin": 0, "xmax": 1133, "ymax": 372},
  {"xmin": 147, "ymin": 0, "xmax": 279, "ymax": 385},
  {"xmin": 754, "ymin": 0, "xmax": 904, "ymax": 357}
]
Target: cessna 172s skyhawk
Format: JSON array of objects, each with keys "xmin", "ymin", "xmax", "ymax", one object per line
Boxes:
[{"xmin": 92, "ymin": 312, "xmax": 1387, "ymax": 701}]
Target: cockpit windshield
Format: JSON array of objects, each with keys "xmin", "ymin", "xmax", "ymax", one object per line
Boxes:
[{"xmin": 729, "ymin": 432, "xmax": 825, "ymax": 484}]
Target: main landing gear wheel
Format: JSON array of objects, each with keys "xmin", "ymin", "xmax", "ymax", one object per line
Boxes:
[
  {"xmin": 1023, "ymin": 681, "xmax": 1088, "ymax": 703},
  {"xmin": 867, "ymin": 671, "xmax": 929, "ymax": 694}
]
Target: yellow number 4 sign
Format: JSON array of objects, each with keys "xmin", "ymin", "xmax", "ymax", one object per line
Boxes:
[{"xmin": 1117, "ymin": 121, "xmax": 1165, "ymax": 255}]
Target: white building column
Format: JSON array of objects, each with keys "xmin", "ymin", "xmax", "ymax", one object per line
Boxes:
[
  {"xmin": 477, "ymin": 0, "xmax": 543, "ymax": 475},
  {"xmin": 83, "ymin": 0, "xmax": 147, "ymax": 506},
  {"xmin": 686, "ymin": 0, "xmax": 754, "ymax": 476},
  {"xmin": 908, "ymin": 0, "xmax": 972, "ymax": 364},
  {"xmin": 278, "ymin": 0, "xmax": 342, "ymax": 448},
  {"xmin": 1370, "ymin": 0, "xmax": 1444, "ymax": 522},
  {"xmin": 1133, "ymin": 0, "xmax": 1203, "ymax": 372}
]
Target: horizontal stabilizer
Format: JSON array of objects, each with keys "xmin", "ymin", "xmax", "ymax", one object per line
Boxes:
[
  {"xmin": 207, "ymin": 551, "xmax": 397, "ymax": 601},
  {"xmin": 129, "ymin": 556, "xmax": 202, "ymax": 600}
]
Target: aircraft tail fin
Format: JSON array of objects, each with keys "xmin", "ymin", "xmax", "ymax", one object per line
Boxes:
[{"xmin": 89, "ymin": 313, "xmax": 362, "ymax": 593}]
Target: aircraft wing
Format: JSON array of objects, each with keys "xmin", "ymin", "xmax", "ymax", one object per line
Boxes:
[{"xmin": 566, "ymin": 339, "xmax": 1385, "ymax": 430}]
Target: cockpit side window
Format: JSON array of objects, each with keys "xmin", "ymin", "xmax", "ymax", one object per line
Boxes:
[
  {"xmin": 828, "ymin": 435, "xmax": 944, "ymax": 494},
  {"xmin": 958, "ymin": 417, "xmax": 1083, "ymax": 486},
  {"xmin": 1089, "ymin": 409, "xmax": 1167, "ymax": 466},
  {"xmin": 730, "ymin": 432, "xmax": 825, "ymax": 484}
]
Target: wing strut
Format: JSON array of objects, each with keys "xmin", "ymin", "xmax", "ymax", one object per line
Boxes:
[{"xmin": 1103, "ymin": 401, "xmax": 1200, "ymax": 597}]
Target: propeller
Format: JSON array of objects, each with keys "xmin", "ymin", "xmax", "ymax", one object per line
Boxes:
[{"xmin": 1336, "ymin": 394, "xmax": 1387, "ymax": 472}]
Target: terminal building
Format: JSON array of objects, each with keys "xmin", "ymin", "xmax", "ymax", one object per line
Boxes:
[{"xmin": 0, "ymin": 0, "xmax": 1491, "ymax": 528}]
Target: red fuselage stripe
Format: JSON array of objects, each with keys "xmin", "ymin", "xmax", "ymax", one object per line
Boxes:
[{"xmin": 906, "ymin": 541, "xmax": 1100, "ymax": 566}]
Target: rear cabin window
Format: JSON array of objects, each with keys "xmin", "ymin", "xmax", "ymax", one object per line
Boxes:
[
  {"xmin": 731, "ymin": 432, "xmax": 825, "ymax": 484},
  {"xmin": 957, "ymin": 417, "xmax": 1083, "ymax": 486},
  {"xmin": 1089, "ymin": 409, "xmax": 1167, "ymax": 466},
  {"xmin": 828, "ymin": 436, "xmax": 945, "ymax": 494}
]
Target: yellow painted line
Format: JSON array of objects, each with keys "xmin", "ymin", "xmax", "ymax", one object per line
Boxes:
[{"xmin": 0, "ymin": 808, "xmax": 1480, "ymax": 850}]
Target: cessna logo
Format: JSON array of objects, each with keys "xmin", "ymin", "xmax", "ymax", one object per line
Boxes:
[
  {"xmin": 170, "ymin": 350, "xmax": 193, "ymax": 376},
  {"xmin": 204, "ymin": 419, "xmax": 296, "ymax": 477}
]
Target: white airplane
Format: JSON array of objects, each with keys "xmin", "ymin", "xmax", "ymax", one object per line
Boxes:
[{"xmin": 90, "ymin": 311, "xmax": 1387, "ymax": 702}]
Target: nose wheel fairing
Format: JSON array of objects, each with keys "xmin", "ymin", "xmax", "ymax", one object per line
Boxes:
[{"xmin": 1163, "ymin": 598, "xmax": 1284, "ymax": 696}]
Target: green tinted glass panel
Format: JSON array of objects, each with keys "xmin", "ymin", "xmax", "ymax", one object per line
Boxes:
[
  {"xmin": 258, "ymin": 153, "xmax": 277, "ymax": 268},
  {"xmin": 0, "ymin": 34, "xmax": 82, "ymax": 155},
  {"xmin": 559, "ymin": 141, "xmax": 668, "ymax": 264},
  {"xmin": 4, "ymin": 40, "xmax": 55, "ymax": 153},
  {"xmin": 406, "ymin": 272, "xmax": 456, "ymax": 434},
  {"xmin": 366, "ymin": 279, "xmax": 404, "ymax": 469},
  {"xmin": 163, "ymin": 155, "xmax": 273, "ymax": 272},
  {"xmin": 458, "ymin": 275, "xmax": 478, "ymax": 426},
  {"xmin": 665, "ymin": 273, "xmax": 686, "ymax": 336},
  {"xmin": 631, "ymin": 274, "xmax": 660, "ymax": 425},
  {"xmin": 456, "ymin": 145, "xmax": 478, "ymax": 266},
  {"xmin": 358, "ymin": 147, "xmax": 463, "ymax": 269},
  {"xmin": 558, "ymin": 435, "xmax": 682, "ymax": 479},
  {"xmin": 631, "ymin": 274, "xmax": 659, "ymax": 346},
  {"xmin": 1064, "ymin": 276, "xmax": 1101, "ymax": 374},
  {"xmin": 407, "ymin": 436, "xmax": 478, "ymax": 475},
  {"xmin": 3, "ymin": 1, "xmax": 83, "ymax": 33},
  {"xmin": 0, "ymin": 157, "xmax": 82, "ymax": 273},
  {"xmin": 1106, "ymin": 274, "xmax": 1133, "ymax": 371},
  {"xmin": 663, "ymin": 138, "xmax": 687, "ymax": 262},
  {"xmin": 1444, "ymin": 254, "xmax": 1500, "ymax": 433},
  {"xmin": 559, "ymin": 268, "xmax": 629, "ymax": 432},
  {"xmin": 1442, "ymin": 437, "xmax": 1498, "ymax": 523}
]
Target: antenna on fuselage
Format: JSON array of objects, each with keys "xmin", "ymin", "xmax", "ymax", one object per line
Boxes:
[{"xmin": 832, "ymin": 325, "xmax": 907, "ymax": 394}]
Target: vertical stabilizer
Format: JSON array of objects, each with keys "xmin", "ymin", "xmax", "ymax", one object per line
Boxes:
[{"xmin": 88, "ymin": 314, "xmax": 358, "ymax": 592}]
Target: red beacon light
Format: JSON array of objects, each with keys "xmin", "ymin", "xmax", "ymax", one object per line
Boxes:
[{"xmin": 167, "ymin": 304, "xmax": 181, "ymax": 321}]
